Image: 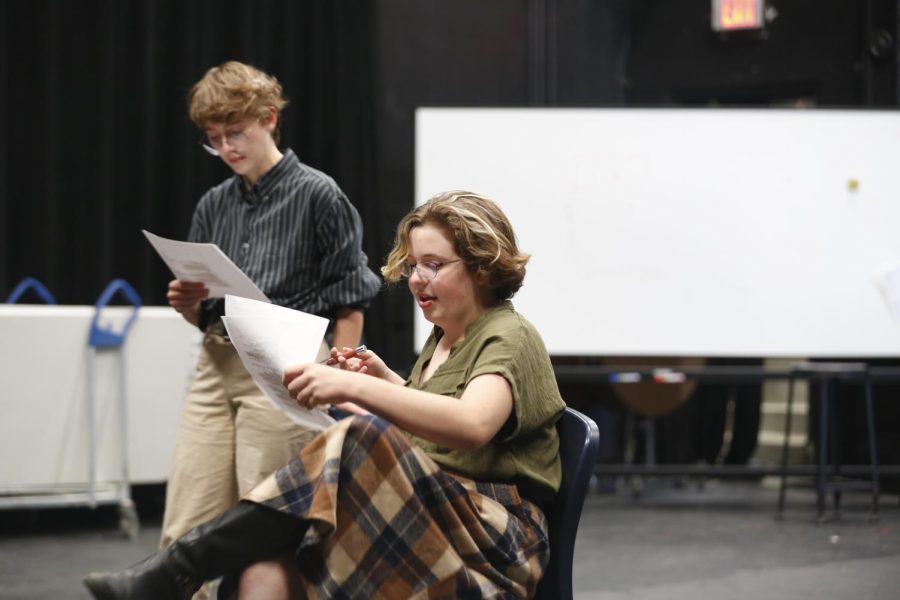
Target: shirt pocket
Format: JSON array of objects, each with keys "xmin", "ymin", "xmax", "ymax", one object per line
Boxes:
[{"xmin": 422, "ymin": 367, "xmax": 468, "ymax": 398}]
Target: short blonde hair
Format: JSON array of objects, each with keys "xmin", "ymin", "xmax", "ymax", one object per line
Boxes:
[
  {"xmin": 188, "ymin": 61, "xmax": 287, "ymax": 140},
  {"xmin": 382, "ymin": 191, "xmax": 530, "ymax": 301}
]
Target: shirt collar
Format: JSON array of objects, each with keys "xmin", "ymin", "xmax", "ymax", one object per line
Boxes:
[
  {"xmin": 237, "ymin": 148, "xmax": 299, "ymax": 200},
  {"xmin": 433, "ymin": 300, "xmax": 514, "ymax": 344}
]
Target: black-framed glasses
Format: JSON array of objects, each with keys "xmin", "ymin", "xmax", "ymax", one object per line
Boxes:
[
  {"xmin": 400, "ymin": 259, "xmax": 462, "ymax": 282},
  {"xmin": 199, "ymin": 125, "xmax": 250, "ymax": 156}
]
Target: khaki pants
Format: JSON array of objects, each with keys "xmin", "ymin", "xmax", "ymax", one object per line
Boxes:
[{"xmin": 161, "ymin": 331, "xmax": 324, "ymax": 599}]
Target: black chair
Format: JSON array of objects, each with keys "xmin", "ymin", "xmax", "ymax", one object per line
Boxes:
[{"xmin": 535, "ymin": 407, "xmax": 601, "ymax": 600}]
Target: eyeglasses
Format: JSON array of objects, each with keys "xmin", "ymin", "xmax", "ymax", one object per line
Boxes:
[
  {"xmin": 200, "ymin": 125, "xmax": 251, "ymax": 156},
  {"xmin": 400, "ymin": 259, "xmax": 461, "ymax": 282}
]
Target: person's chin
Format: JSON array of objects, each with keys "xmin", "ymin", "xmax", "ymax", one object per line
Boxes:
[{"xmin": 419, "ymin": 303, "xmax": 439, "ymax": 323}]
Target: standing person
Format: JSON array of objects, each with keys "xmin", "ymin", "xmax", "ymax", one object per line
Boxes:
[
  {"xmin": 84, "ymin": 191, "xmax": 566, "ymax": 600},
  {"xmin": 161, "ymin": 61, "xmax": 381, "ymax": 598},
  {"xmin": 692, "ymin": 357, "xmax": 763, "ymax": 467}
]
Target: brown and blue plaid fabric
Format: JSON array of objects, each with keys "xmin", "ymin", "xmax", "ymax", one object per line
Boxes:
[{"xmin": 243, "ymin": 414, "xmax": 550, "ymax": 599}]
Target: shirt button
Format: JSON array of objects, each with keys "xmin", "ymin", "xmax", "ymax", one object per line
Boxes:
[{"xmin": 242, "ymin": 243, "xmax": 249, "ymax": 250}]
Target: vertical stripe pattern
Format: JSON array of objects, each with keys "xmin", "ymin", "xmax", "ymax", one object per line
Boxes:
[{"xmin": 189, "ymin": 149, "xmax": 381, "ymax": 319}]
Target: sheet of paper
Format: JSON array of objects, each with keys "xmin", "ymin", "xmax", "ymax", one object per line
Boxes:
[
  {"xmin": 877, "ymin": 266, "xmax": 900, "ymax": 321},
  {"xmin": 142, "ymin": 230, "xmax": 269, "ymax": 302},
  {"xmin": 222, "ymin": 295, "xmax": 334, "ymax": 430}
]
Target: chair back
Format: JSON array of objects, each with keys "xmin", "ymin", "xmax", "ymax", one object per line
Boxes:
[
  {"xmin": 534, "ymin": 406, "xmax": 600, "ymax": 600},
  {"xmin": 6, "ymin": 277, "xmax": 56, "ymax": 304}
]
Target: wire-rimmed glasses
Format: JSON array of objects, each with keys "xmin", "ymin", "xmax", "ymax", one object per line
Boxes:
[
  {"xmin": 199, "ymin": 126, "xmax": 250, "ymax": 156},
  {"xmin": 400, "ymin": 259, "xmax": 462, "ymax": 282}
]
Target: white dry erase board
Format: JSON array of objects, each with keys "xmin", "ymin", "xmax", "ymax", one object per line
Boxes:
[{"xmin": 414, "ymin": 107, "xmax": 900, "ymax": 358}]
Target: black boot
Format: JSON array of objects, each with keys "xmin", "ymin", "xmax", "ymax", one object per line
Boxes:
[{"xmin": 83, "ymin": 501, "xmax": 306, "ymax": 600}]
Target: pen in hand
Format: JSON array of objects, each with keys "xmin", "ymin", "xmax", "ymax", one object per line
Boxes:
[{"xmin": 320, "ymin": 345, "xmax": 367, "ymax": 366}]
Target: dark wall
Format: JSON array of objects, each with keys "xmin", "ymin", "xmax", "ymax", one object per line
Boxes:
[
  {"xmin": 2, "ymin": 0, "xmax": 897, "ymax": 372},
  {"xmin": 624, "ymin": 0, "xmax": 897, "ymax": 106}
]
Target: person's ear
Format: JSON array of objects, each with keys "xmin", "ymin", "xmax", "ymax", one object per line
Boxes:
[
  {"xmin": 262, "ymin": 107, "xmax": 278, "ymax": 132},
  {"xmin": 474, "ymin": 265, "xmax": 491, "ymax": 288}
]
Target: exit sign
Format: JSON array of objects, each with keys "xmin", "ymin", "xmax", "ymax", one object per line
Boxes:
[{"xmin": 712, "ymin": 0, "xmax": 764, "ymax": 32}]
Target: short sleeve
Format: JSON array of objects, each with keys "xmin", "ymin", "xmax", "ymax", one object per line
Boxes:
[{"xmin": 467, "ymin": 316, "xmax": 565, "ymax": 442}]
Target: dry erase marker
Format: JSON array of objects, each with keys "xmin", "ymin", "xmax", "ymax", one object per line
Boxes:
[
  {"xmin": 652, "ymin": 369, "xmax": 685, "ymax": 384},
  {"xmin": 320, "ymin": 345, "xmax": 367, "ymax": 365},
  {"xmin": 609, "ymin": 372, "xmax": 641, "ymax": 383}
]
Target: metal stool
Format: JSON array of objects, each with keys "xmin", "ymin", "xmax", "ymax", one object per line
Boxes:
[{"xmin": 777, "ymin": 362, "xmax": 879, "ymax": 522}]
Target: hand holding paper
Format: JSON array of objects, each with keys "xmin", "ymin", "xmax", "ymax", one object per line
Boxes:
[
  {"xmin": 283, "ymin": 361, "xmax": 364, "ymax": 412},
  {"xmin": 222, "ymin": 295, "xmax": 336, "ymax": 430}
]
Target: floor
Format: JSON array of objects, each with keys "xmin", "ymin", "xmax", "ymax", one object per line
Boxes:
[
  {"xmin": 574, "ymin": 477, "xmax": 900, "ymax": 599},
  {"xmin": 1, "ymin": 478, "xmax": 898, "ymax": 599}
]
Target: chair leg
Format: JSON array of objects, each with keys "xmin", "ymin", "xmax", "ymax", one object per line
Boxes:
[
  {"xmin": 624, "ymin": 411, "xmax": 636, "ymax": 465},
  {"xmin": 776, "ymin": 375, "xmax": 795, "ymax": 519},
  {"xmin": 864, "ymin": 378, "xmax": 880, "ymax": 520},
  {"xmin": 816, "ymin": 381, "xmax": 830, "ymax": 523},
  {"xmin": 830, "ymin": 389, "xmax": 842, "ymax": 520},
  {"xmin": 645, "ymin": 417, "xmax": 656, "ymax": 469},
  {"xmin": 623, "ymin": 411, "xmax": 640, "ymax": 497}
]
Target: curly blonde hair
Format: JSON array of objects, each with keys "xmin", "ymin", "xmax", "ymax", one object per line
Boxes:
[
  {"xmin": 382, "ymin": 191, "xmax": 530, "ymax": 301},
  {"xmin": 188, "ymin": 61, "xmax": 288, "ymax": 142}
]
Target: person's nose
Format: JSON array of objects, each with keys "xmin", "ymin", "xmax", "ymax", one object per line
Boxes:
[{"xmin": 408, "ymin": 268, "xmax": 429, "ymax": 289}]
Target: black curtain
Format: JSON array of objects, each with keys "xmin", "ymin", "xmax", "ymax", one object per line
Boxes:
[{"xmin": 1, "ymin": 0, "xmax": 386, "ymax": 340}]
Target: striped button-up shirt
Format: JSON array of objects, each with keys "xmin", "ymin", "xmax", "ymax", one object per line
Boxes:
[{"xmin": 189, "ymin": 149, "xmax": 381, "ymax": 329}]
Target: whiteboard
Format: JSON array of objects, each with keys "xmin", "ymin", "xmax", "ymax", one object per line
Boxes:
[{"xmin": 414, "ymin": 108, "xmax": 900, "ymax": 358}]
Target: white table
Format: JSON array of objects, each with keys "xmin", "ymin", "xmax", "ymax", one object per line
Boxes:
[{"xmin": 0, "ymin": 305, "xmax": 198, "ymax": 519}]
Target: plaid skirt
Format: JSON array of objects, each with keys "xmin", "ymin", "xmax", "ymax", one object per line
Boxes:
[{"xmin": 243, "ymin": 414, "xmax": 550, "ymax": 599}]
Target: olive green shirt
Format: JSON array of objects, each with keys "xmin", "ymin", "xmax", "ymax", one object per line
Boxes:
[{"xmin": 406, "ymin": 301, "xmax": 566, "ymax": 504}]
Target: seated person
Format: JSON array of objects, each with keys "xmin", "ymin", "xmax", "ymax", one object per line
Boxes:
[{"xmin": 83, "ymin": 191, "xmax": 566, "ymax": 600}]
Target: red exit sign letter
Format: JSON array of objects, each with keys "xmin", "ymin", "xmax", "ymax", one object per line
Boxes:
[{"xmin": 712, "ymin": 0, "xmax": 764, "ymax": 32}]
